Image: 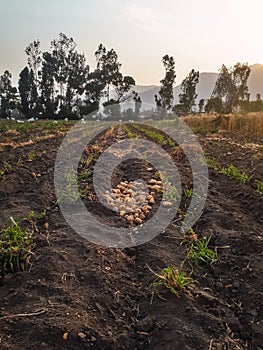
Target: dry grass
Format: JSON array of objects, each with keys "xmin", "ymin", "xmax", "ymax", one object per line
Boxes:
[{"xmin": 183, "ymin": 112, "xmax": 263, "ymax": 142}]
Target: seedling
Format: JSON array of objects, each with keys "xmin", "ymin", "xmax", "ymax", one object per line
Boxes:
[
  {"xmin": 64, "ymin": 167, "xmax": 78, "ymax": 185},
  {"xmin": 255, "ymin": 179, "xmax": 263, "ymax": 195},
  {"xmin": 184, "ymin": 230, "xmax": 217, "ymax": 267},
  {"xmin": 133, "ymin": 124, "xmax": 176, "ymax": 147},
  {"xmin": 220, "ymin": 164, "xmax": 252, "ymax": 184},
  {"xmin": 3, "ymin": 161, "xmax": 12, "ymax": 172},
  {"xmin": 78, "ymin": 170, "xmax": 91, "ymax": 181},
  {"xmin": 28, "ymin": 150, "xmax": 36, "ymax": 162},
  {"xmin": 205, "ymin": 156, "xmax": 219, "ymax": 170},
  {"xmin": 183, "ymin": 188, "xmax": 193, "ymax": 199},
  {"xmin": 148, "ymin": 265, "xmax": 193, "ymax": 297},
  {"xmin": 0, "ymin": 217, "xmax": 34, "ymax": 273},
  {"xmin": 0, "ymin": 169, "xmax": 6, "ymax": 180}
]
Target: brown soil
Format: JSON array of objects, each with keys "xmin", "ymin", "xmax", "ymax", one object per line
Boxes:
[{"xmin": 0, "ymin": 124, "xmax": 262, "ymax": 350}]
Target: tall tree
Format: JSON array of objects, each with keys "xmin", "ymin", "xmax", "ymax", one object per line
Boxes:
[
  {"xmin": 198, "ymin": 98, "xmax": 205, "ymax": 113},
  {"xmin": 176, "ymin": 69, "xmax": 199, "ymax": 114},
  {"xmin": 25, "ymin": 39, "xmax": 42, "ymax": 88},
  {"xmin": 0, "ymin": 70, "xmax": 18, "ymax": 117},
  {"xmin": 155, "ymin": 55, "xmax": 176, "ymax": 111},
  {"xmin": 204, "ymin": 97, "xmax": 224, "ymax": 114},
  {"xmin": 25, "ymin": 40, "xmax": 42, "ymax": 111},
  {"xmin": 43, "ymin": 33, "xmax": 89, "ymax": 116},
  {"xmin": 40, "ymin": 52, "xmax": 57, "ymax": 116},
  {"xmin": 50, "ymin": 33, "xmax": 77, "ymax": 107},
  {"xmin": 133, "ymin": 91, "xmax": 142, "ymax": 116},
  {"xmin": 95, "ymin": 44, "xmax": 135, "ymax": 105},
  {"xmin": 18, "ymin": 67, "xmax": 36, "ymax": 116},
  {"xmin": 211, "ymin": 63, "xmax": 251, "ymax": 113}
]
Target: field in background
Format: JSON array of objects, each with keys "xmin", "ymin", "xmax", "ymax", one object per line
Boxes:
[{"xmin": 183, "ymin": 112, "xmax": 263, "ymax": 142}]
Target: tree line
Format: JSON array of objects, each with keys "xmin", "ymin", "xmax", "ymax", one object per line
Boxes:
[
  {"xmin": 0, "ymin": 33, "xmax": 139, "ymax": 119},
  {"xmin": 155, "ymin": 56, "xmax": 262, "ymax": 116},
  {"xmin": 0, "ymin": 33, "xmax": 262, "ymax": 120}
]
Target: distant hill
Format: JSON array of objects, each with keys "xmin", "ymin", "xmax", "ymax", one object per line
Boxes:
[{"xmin": 136, "ymin": 64, "xmax": 263, "ymax": 107}]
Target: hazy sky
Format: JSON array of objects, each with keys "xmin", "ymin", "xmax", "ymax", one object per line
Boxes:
[{"xmin": 0, "ymin": 0, "xmax": 262, "ymax": 86}]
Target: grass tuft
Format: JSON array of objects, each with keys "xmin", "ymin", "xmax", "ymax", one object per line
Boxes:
[
  {"xmin": 148, "ymin": 265, "xmax": 193, "ymax": 297},
  {"xmin": 0, "ymin": 217, "xmax": 34, "ymax": 273}
]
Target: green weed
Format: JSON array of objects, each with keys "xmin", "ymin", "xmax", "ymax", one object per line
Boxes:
[
  {"xmin": 148, "ymin": 265, "xmax": 193, "ymax": 297},
  {"xmin": 220, "ymin": 164, "xmax": 252, "ymax": 183},
  {"xmin": 133, "ymin": 124, "xmax": 176, "ymax": 147},
  {"xmin": 205, "ymin": 156, "xmax": 219, "ymax": 170},
  {"xmin": 78, "ymin": 170, "xmax": 91, "ymax": 181},
  {"xmin": 183, "ymin": 188, "xmax": 193, "ymax": 199},
  {"xmin": 28, "ymin": 150, "xmax": 36, "ymax": 162},
  {"xmin": 184, "ymin": 229, "xmax": 217, "ymax": 267},
  {"xmin": 255, "ymin": 179, "xmax": 263, "ymax": 195},
  {"xmin": 0, "ymin": 169, "xmax": 6, "ymax": 180},
  {"xmin": 3, "ymin": 161, "xmax": 12, "ymax": 172},
  {"xmin": 0, "ymin": 217, "xmax": 34, "ymax": 273}
]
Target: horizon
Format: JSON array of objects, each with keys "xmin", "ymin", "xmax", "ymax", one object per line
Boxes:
[{"xmin": 0, "ymin": 0, "xmax": 262, "ymax": 86}]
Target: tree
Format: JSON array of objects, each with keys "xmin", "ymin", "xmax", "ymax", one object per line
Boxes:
[
  {"xmin": 18, "ymin": 67, "xmax": 38, "ymax": 116},
  {"xmin": 205, "ymin": 97, "xmax": 224, "ymax": 114},
  {"xmin": 211, "ymin": 63, "xmax": 251, "ymax": 113},
  {"xmin": 155, "ymin": 55, "xmax": 176, "ymax": 111},
  {"xmin": 198, "ymin": 98, "xmax": 205, "ymax": 113},
  {"xmin": 39, "ymin": 33, "xmax": 90, "ymax": 117},
  {"xmin": 25, "ymin": 40, "xmax": 42, "ymax": 89},
  {"xmin": 25, "ymin": 40, "xmax": 42, "ymax": 112},
  {"xmin": 95, "ymin": 44, "xmax": 135, "ymax": 105},
  {"xmin": 0, "ymin": 70, "xmax": 18, "ymax": 117},
  {"xmin": 176, "ymin": 69, "xmax": 199, "ymax": 114},
  {"xmin": 133, "ymin": 91, "xmax": 142, "ymax": 116},
  {"xmin": 256, "ymin": 93, "xmax": 261, "ymax": 102},
  {"xmin": 40, "ymin": 52, "xmax": 57, "ymax": 116}
]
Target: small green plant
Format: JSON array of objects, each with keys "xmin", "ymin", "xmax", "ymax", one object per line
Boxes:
[
  {"xmin": 0, "ymin": 217, "xmax": 34, "ymax": 273},
  {"xmin": 64, "ymin": 167, "xmax": 78, "ymax": 185},
  {"xmin": 123, "ymin": 124, "xmax": 137, "ymax": 139},
  {"xmin": 3, "ymin": 161, "xmax": 12, "ymax": 172},
  {"xmin": 148, "ymin": 265, "xmax": 193, "ymax": 297},
  {"xmin": 183, "ymin": 188, "xmax": 193, "ymax": 199},
  {"xmin": 184, "ymin": 229, "xmax": 217, "ymax": 267},
  {"xmin": 28, "ymin": 150, "xmax": 36, "ymax": 162},
  {"xmin": 0, "ymin": 169, "xmax": 6, "ymax": 180},
  {"xmin": 165, "ymin": 184, "xmax": 178, "ymax": 202},
  {"xmin": 205, "ymin": 156, "xmax": 219, "ymax": 170},
  {"xmin": 78, "ymin": 170, "xmax": 91, "ymax": 181},
  {"xmin": 133, "ymin": 124, "xmax": 176, "ymax": 147},
  {"xmin": 255, "ymin": 179, "xmax": 263, "ymax": 195},
  {"xmin": 220, "ymin": 164, "xmax": 252, "ymax": 184}
]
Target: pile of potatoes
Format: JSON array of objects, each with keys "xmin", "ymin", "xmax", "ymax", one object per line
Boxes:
[{"xmin": 105, "ymin": 179, "xmax": 163, "ymax": 225}]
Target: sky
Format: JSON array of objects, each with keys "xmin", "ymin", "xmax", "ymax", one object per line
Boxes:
[{"xmin": 0, "ymin": 0, "xmax": 262, "ymax": 86}]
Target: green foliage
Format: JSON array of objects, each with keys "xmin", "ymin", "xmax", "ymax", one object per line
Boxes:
[
  {"xmin": 205, "ymin": 97, "xmax": 224, "ymax": 114},
  {"xmin": 205, "ymin": 157, "xmax": 219, "ymax": 170},
  {"xmin": 211, "ymin": 62, "xmax": 251, "ymax": 113},
  {"xmin": 28, "ymin": 150, "xmax": 36, "ymax": 161},
  {"xmin": 183, "ymin": 188, "xmax": 193, "ymax": 199},
  {"xmin": 0, "ymin": 217, "xmax": 34, "ymax": 273},
  {"xmin": 132, "ymin": 124, "xmax": 176, "ymax": 147},
  {"xmin": 255, "ymin": 179, "xmax": 263, "ymax": 195},
  {"xmin": 77, "ymin": 170, "xmax": 91, "ymax": 181},
  {"xmin": 220, "ymin": 164, "xmax": 252, "ymax": 183},
  {"xmin": 175, "ymin": 69, "xmax": 199, "ymax": 115},
  {"xmin": 0, "ymin": 70, "xmax": 19, "ymax": 116},
  {"xmin": 198, "ymin": 98, "xmax": 205, "ymax": 113},
  {"xmin": 155, "ymin": 55, "xmax": 176, "ymax": 112},
  {"xmin": 149, "ymin": 265, "xmax": 193, "ymax": 297},
  {"xmin": 184, "ymin": 230, "xmax": 217, "ymax": 267}
]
